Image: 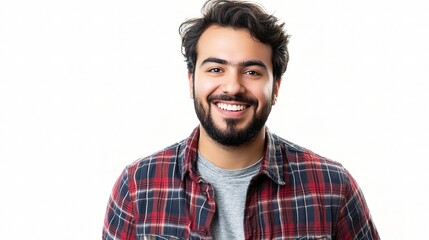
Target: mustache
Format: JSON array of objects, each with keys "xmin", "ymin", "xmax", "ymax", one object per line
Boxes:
[{"xmin": 207, "ymin": 94, "xmax": 257, "ymax": 105}]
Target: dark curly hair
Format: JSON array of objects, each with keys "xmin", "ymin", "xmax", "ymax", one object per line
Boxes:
[{"xmin": 179, "ymin": 0, "xmax": 290, "ymax": 81}]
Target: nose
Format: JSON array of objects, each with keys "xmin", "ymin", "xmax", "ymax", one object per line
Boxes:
[{"xmin": 220, "ymin": 71, "xmax": 245, "ymax": 95}]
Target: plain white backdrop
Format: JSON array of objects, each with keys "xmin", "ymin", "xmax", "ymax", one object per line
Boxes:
[{"xmin": 1, "ymin": 0, "xmax": 428, "ymax": 239}]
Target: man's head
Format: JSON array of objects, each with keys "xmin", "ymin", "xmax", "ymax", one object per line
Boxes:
[
  {"xmin": 179, "ymin": 0, "xmax": 290, "ymax": 81},
  {"xmin": 179, "ymin": 0, "xmax": 289, "ymax": 147}
]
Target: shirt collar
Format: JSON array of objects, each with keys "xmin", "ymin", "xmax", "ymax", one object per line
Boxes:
[
  {"xmin": 179, "ymin": 127, "xmax": 200, "ymax": 181},
  {"xmin": 178, "ymin": 126, "xmax": 304, "ymax": 185}
]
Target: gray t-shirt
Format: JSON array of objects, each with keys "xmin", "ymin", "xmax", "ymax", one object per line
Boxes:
[{"xmin": 197, "ymin": 153, "xmax": 261, "ymax": 240}]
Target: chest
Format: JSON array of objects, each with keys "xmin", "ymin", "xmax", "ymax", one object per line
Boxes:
[{"xmin": 132, "ymin": 177, "xmax": 340, "ymax": 239}]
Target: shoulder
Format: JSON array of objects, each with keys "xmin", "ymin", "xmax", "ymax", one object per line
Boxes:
[
  {"xmin": 124, "ymin": 140, "xmax": 187, "ymax": 180},
  {"xmin": 272, "ymin": 134, "xmax": 351, "ymax": 186}
]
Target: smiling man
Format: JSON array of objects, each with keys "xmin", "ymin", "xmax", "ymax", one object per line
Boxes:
[{"xmin": 103, "ymin": 1, "xmax": 379, "ymax": 239}]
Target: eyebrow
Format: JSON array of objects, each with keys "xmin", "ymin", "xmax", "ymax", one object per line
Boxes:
[{"xmin": 200, "ymin": 57, "xmax": 267, "ymax": 70}]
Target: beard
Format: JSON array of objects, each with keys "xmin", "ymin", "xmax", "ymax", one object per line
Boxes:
[{"xmin": 193, "ymin": 92, "xmax": 272, "ymax": 147}]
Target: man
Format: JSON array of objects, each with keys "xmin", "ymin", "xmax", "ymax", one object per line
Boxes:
[{"xmin": 103, "ymin": 0, "xmax": 379, "ymax": 239}]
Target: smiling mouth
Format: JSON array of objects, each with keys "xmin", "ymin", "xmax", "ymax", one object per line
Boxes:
[{"xmin": 216, "ymin": 102, "xmax": 248, "ymax": 111}]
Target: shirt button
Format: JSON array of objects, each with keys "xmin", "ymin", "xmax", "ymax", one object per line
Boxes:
[{"xmin": 199, "ymin": 227, "xmax": 208, "ymax": 236}]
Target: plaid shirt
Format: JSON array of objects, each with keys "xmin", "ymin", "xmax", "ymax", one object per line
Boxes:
[{"xmin": 103, "ymin": 127, "xmax": 379, "ymax": 240}]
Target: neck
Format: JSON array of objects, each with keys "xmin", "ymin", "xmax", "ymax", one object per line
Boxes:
[{"xmin": 198, "ymin": 126, "xmax": 266, "ymax": 170}]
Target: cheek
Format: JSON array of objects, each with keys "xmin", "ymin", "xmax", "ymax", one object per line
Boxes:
[
  {"xmin": 250, "ymin": 83, "xmax": 273, "ymax": 103},
  {"xmin": 193, "ymin": 78, "xmax": 219, "ymax": 98}
]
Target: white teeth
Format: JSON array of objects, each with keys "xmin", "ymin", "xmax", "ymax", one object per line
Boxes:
[{"xmin": 216, "ymin": 103, "xmax": 246, "ymax": 111}]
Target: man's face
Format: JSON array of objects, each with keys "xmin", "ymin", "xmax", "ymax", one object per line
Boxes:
[{"xmin": 189, "ymin": 25, "xmax": 280, "ymax": 147}]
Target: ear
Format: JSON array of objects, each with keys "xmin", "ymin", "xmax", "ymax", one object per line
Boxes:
[
  {"xmin": 188, "ymin": 72, "xmax": 194, "ymax": 99},
  {"xmin": 272, "ymin": 79, "xmax": 281, "ymax": 105}
]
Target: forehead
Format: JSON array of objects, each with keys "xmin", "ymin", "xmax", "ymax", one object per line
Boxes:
[{"xmin": 196, "ymin": 25, "xmax": 273, "ymax": 69}]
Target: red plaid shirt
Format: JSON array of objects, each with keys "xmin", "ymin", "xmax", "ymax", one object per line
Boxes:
[{"xmin": 103, "ymin": 127, "xmax": 379, "ymax": 239}]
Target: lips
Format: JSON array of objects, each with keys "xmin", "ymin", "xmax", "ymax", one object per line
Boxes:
[{"xmin": 208, "ymin": 94, "xmax": 255, "ymax": 113}]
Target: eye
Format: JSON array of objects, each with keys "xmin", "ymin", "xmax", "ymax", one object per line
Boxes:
[
  {"xmin": 208, "ymin": 68, "xmax": 222, "ymax": 73},
  {"xmin": 244, "ymin": 70, "xmax": 261, "ymax": 76}
]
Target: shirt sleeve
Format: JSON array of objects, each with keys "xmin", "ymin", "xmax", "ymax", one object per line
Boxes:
[
  {"xmin": 103, "ymin": 168, "xmax": 136, "ymax": 240},
  {"xmin": 335, "ymin": 169, "xmax": 380, "ymax": 240}
]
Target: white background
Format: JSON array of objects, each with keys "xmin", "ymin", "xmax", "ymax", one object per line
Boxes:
[{"xmin": 1, "ymin": 0, "xmax": 428, "ymax": 239}]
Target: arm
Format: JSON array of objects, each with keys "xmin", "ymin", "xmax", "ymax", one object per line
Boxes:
[
  {"xmin": 335, "ymin": 170, "xmax": 380, "ymax": 240},
  {"xmin": 103, "ymin": 168, "xmax": 136, "ymax": 240}
]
